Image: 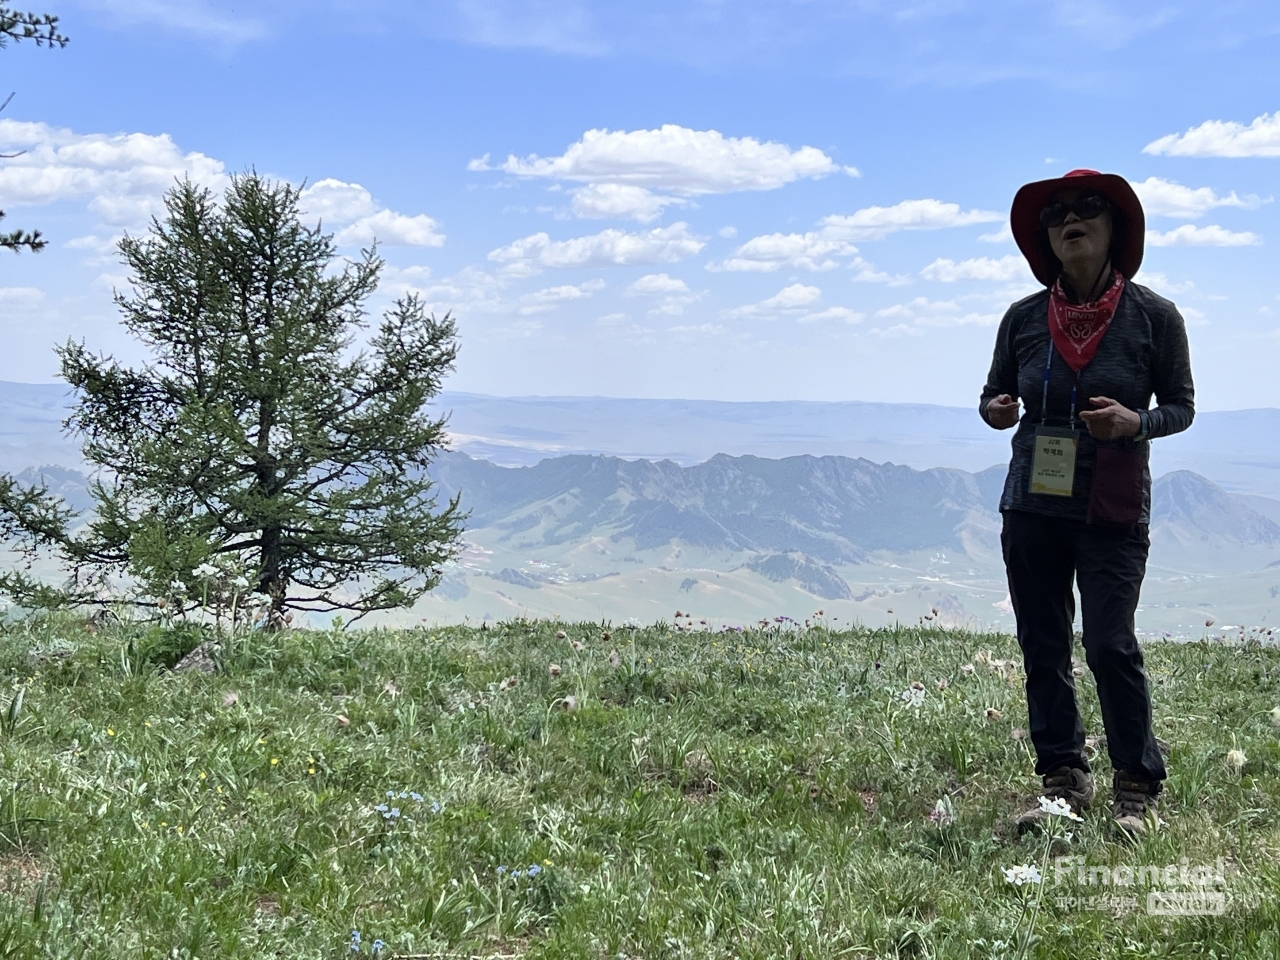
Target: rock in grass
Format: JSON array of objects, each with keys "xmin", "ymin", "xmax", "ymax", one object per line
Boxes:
[{"xmin": 172, "ymin": 641, "xmax": 220, "ymax": 674}]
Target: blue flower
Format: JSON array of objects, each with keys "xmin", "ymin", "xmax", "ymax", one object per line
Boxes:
[
  {"xmin": 398, "ymin": 791, "xmax": 408, "ymax": 799},
  {"xmin": 409, "ymin": 792, "xmax": 423, "ymax": 802},
  {"xmin": 350, "ymin": 929, "xmax": 361, "ymax": 951},
  {"xmin": 374, "ymin": 804, "xmax": 388, "ymax": 813},
  {"xmin": 527, "ymin": 864, "xmax": 542, "ymax": 877},
  {"xmin": 387, "ymin": 790, "xmax": 395, "ymax": 798},
  {"xmin": 391, "ymin": 807, "xmax": 400, "ymax": 817},
  {"xmin": 371, "ymin": 939, "xmax": 385, "ymax": 955},
  {"xmin": 430, "ymin": 801, "xmax": 442, "ymax": 814},
  {"xmin": 496, "ymin": 865, "xmax": 507, "ymax": 874}
]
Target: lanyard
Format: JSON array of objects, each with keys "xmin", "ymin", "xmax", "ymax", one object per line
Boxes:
[{"xmin": 1040, "ymin": 337, "xmax": 1078, "ymax": 428}]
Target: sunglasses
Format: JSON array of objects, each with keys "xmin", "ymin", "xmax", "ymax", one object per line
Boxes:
[{"xmin": 1039, "ymin": 194, "xmax": 1111, "ymax": 229}]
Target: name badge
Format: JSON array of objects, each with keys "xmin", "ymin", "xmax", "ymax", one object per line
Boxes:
[{"xmin": 1030, "ymin": 426, "xmax": 1078, "ymax": 497}]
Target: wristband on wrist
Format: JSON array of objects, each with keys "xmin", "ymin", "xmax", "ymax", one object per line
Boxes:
[{"xmin": 1135, "ymin": 410, "xmax": 1150, "ymax": 441}]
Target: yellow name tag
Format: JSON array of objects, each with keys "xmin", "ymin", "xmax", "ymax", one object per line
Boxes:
[{"xmin": 1030, "ymin": 427, "xmax": 1078, "ymax": 497}]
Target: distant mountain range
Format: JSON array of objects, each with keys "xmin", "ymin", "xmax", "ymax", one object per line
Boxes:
[{"xmin": 6, "ymin": 382, "xmax": 1280, "ymax": 497}]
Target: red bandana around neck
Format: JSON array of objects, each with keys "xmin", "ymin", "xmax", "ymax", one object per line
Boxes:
[{"xmin": 1047, "ymin": 269, "xmax": 1125, "ymax": 372}]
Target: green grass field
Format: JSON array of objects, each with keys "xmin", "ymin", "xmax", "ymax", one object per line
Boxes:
[{"xmin": 1, "ymin": 613, "xmax": 1278, "ymax": 958}]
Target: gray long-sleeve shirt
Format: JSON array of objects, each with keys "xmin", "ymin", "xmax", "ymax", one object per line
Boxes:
[{"xmin": 979, "ymin": 281, "xmax": 1195, "ymax": 524}]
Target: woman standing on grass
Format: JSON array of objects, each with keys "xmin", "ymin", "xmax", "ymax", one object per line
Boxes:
[{"xmin": 979, "ymin": 169, "xmax": 1195, "ymax": 836}]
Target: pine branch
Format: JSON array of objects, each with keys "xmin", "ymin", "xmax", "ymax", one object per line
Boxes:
[{"xmin": 0, "ymin": 8, "xmax": 68, "ymax": 47}]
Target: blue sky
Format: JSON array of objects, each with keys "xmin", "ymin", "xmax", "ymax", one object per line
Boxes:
[{"xmin": 1, "ymin": 0, "xmax": 1278, "ymax": 409}]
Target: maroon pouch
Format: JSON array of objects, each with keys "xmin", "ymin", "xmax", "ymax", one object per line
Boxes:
[{"xmin": 1087, "ymin": 443, "xmax": 1144, "ymax": 527}]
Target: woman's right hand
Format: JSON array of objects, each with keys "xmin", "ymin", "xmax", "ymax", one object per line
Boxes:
[{"xmin": 986, "ymin": 394, "xmax": 1021, "ymax": 429}]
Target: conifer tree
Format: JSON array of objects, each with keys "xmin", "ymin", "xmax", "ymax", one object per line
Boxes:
[{"xmin": 0, "ymin": 174, "xmax": 464, "ymax": 623}]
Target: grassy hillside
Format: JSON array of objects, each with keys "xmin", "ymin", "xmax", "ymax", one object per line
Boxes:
[{"xmin": 1, "ymin": 615, "xmax": 1278, "ymax": 958}]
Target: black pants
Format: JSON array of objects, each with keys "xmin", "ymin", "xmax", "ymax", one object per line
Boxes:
[{"xmin": 1001, "ymin": 510, "xmax": 1166, "ymax": 782}]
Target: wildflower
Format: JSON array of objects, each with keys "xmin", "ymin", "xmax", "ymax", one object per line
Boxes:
[
  {"xmin": 1271, "ymin": 707, "xmax": 1280, "ymax": 727},
  {"xmin": 1011, "ymin": 728, "xmax": 1026, "ymax": 741},
  {"xmin": 929, "ymin": 796, "xmax": 956, "ymax": 826},
  {"xmin": 1226, "ymin": 749, "xmax": 1248, "ymax": 773},
  {"xmin": 900, "ymin": 686, "xmax": 926, "ymax": 708},
  {"xmin": 499, "ymin": 676, "xmax": 519, "ymax": 691},
  {"xmin": 371, "ymin": 939, "xmax": 385, "ymax": 955},
  {"xmin": 571, "ymin": 640, "xmax": 585, "ymax": 651},
  {"xmin": 936, "ymin": 678, "xmax": 949, "ymax": 691},
  {"xmin": 608, "ymin": 650, "xmax": 621, "ymax": 668},
  {"xmin": 960, "ymin": 663, "xmax": 975, "ymax": 675},
  {"xmin": 985, "ymin": 707, "xmax": 1003, "ymax": 721},
  {"xmin": 1003, "ymin": 864, "xmax": 1042, "ymax": 886},
  {"xmin": 1037, "ymin": 795, "xmax": 1083, "ymax": 821},
  {"xmin": 558, "ymin": 695, "xmax": 579, "ymax": 712},
  {"xmin": 497, "ymin": 866, "xmax": 507, "ymax": 875},
  {"xmin": 1205, "ymin": 618, "xmax": 1215, "ymax": 627},
  {"xmin": 169, "ymin": 579, "xmax": 186, "ymax": 595},
  {"xmin": 337, "ymin": 715, "xmax": 350, "ymax": 727},
  {"xmin": 410, "ymin": 792, "xmax": 423, "ymax": 802},
  {"xmin": 144, "ymin": 721, "xmax": 151, "ymax": 727},
  {"xmin": 222, "ymin": 691, "xmax": 239, "ymax": 708},
  {"xmin": 387, "ymin": 791, "xmax": 395, "ymax": 798},
  {"xmin": 257, "ymin": 738, "xmax": 267, "ymax": 745},
  {"xmin": 231, "ymin": 575, "xmax": 250, "ymax": 590},
  {"xmin": 374, "ymin": 804, "xmax": 388, "ymax": 813},
  {"xmin": 527, "ymin": 864, "xmax": 542, "ymax": 877},
  {"xmin": 398, "ymin": 791, "xmax": 409, "ymax": 799},
  {"xmin": 1072, "ymin": 666, "xmax": 1085, "ymax": 677},
  {"xmin": 430, "ymin": 801, "xmax": 442, "ymax": 814},
  {"xmin": 107, "ymin": 728, "xmax": 115, "ymax": 737},
  {"xmin": 199, "ymin": 771, "xmax": 207, "ymax": 780},
  {"xmin": 548, "ymin": 663, "xmax": 562, "ymax": 678},
  {"xmin": 555, "ymin": 630, "xmax": 567, "ymax": 639},
  {"xmin": 193, "ymin": 562, "xmax": 219, "ymax": 580},
  {"xmin": 350, "ymin": 930, "xmax": 361, "ymax": 952},
  {"xmin": 308, "ymin": 766, "xmax": 316, "ymax": 775},
  {"xmin": 543, "ymin": 858, "xmax": 553, "ymax": 866}
]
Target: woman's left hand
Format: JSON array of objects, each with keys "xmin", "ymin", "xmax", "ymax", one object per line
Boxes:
[{"xmin": 1080, "ymin": 396, "xmax": 1140, "ymax": 439}]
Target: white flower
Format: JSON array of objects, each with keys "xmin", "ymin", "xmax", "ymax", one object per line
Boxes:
[
  {"xmin": 1226, "ymin": 749, "xmax": 1248, "ymax": 773},
  {"xmin": 1037, "ymin": 795, "xmax": 1084, "ymax": 821},
  {"xmin": 929, "ymin": 796, "xmax": 956, "ymax": 826},
  {"xmin": 1003, "ymin": 864, "xmax": 1042, "ymax": 886},
  {"xmin": 900, "ymin": 686, "xmax": 926, "ymax": 708},
  {"xmin": 168, "ymin": 579, "xmax": 186, "ymax": 595},
  {"xmin": 231, "ymin": 575, "xmax": 251, "ymax": 590},
  {"xmin": 193, "ymin": 562, "xmax": 220, "ymax": 580}
]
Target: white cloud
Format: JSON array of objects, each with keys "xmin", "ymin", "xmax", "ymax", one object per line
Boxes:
[
  {"xmin": 0, "ymin": 286, "xmax": 45, "ymax": 305},
  {"xmin": 485, "ymin": 125, "xmax": 853, "ymax": 194},
  {"xmin": 518, "ymin": 279, "xmax": 606, "ymax": 314},
  {"xmin": 1131, "ymin": 177, "xmax": 1264, "ymax": 219},
  {"xmin": 710, "ymin": 199, "xmax": 1002, "ymax": 272},
  {"xmin": 718, "ymin": 225, "xmax": 738, "ymax": 238},
  {"xmin": 1133, "ymin": 271, "xmax": 1195, "ymax": 296},
  {"xmin": 874, "ymin": 296, "xmax": 1001, "ymax": 328},
  {"xmin": 487, "ymin": 223, "xmax": 704, "ymax": 276},
  {"xmin": 624, "ymin": 272, "xmax": 701, "ymax": 315},
  {"xmin": 333, "ymin": 209, "xmax": 445, "ymax": 247},
  {"xmin": 1144, "ymin": 112, "xmax": 1280, "ymax": 158},
  {"xmin": 1146, "ymin": 225, "xmax": 1261, "ymax": 247},
  {"xmin": 978, "ymin": 223, "xmax": 1014, "ymax": 244},
  {"xmin": 819, "ymin": 199, "xmax": 1001, "ymax": 241},
  {"xmin": 708, "ymin": 231, "xmax": 858, "ymax": 272},
  {"xmin": 798, "ymin": 306, "xmax": 863, "ymax": 324},
  {"xmin": 380, "ymin": 265, "xmax": 507, "ymax": 315},
  {"xmin": 626, "ymin": 273, "xmax": 690, "ymax": 296},
  {"xmin": 0, "ymin": 118, "xmax": 227, "ymax": 227},
  {"xmin": 85, "ymin": 0, "xmax": 267, "ymax": 42},
  {"xmin": 722, "ymin": 283, "xmax": 822, "ymax": 319},
  {"xmin": 569, "ymin": 183, "xmax": 686, "ymax": 222},
  {"xmin": 300, "ymin": 179, "xmax": 444, "ymax": 247},
  {"xmin": 920, "ymin": 255, "xmax": 1031, "ymax": 282}
]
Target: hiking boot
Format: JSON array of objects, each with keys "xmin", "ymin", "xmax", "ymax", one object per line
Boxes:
[
  {"xmin": 1112, "ymin": 771, "xmax": 1162, "ymax": 837},
  {"xmin": 1014, "ymin": 766, "xmax": 1094, "ymax": 835}
]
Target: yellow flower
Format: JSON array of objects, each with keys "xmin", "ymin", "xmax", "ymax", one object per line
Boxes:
[
  {"xmin": 270, "ymin": 757, "xmax": 279, "ymax": 765},
  {"xmin": 199, "ymin": 771, "xmax": 207, "ymax": 780},
  {"xmin": 144, "ymin": 721, "xmax": 152, "ymax": 728},
  {"xmin": 160, "ymin": 821, "xmax": 167, "ymax": 827},
  {"xmin": 216, "ymin": 785, "xmax": 223, "ymax": 794},
  {"xmin": 175, "ymin": 825, "xmax": 184, "ymax": 834},
  {"xmin": 308, "ymin": 767, "xmax": 316, "ymax": 775},
  {"xmin": 257, "ymin": 738, "xmax": 266, "ymax": 745},
  {"xmin": 543, "ymin": 858, "xmax": 553, "ymax": 866},
  {"xmin": 219, "ymin": 804, "xmax": 226, "ymax": 811},
  {"xmin": 106, "ymin": 728, "xmax": 115, "ymax": 737}
]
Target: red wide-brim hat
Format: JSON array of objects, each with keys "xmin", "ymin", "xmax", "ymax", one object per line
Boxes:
[{"xmin": 1011, "ymin": 169, "xmax": 1145, "ymax": 287}]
